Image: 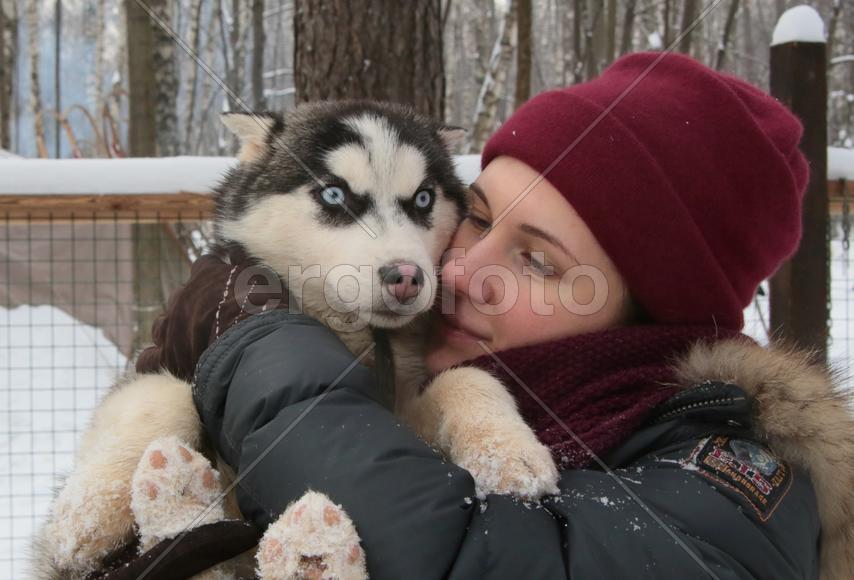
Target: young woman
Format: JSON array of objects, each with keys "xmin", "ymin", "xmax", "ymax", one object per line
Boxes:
[{"xmin": 173, "ymin": 54, "xmax": 852, "ymax": 577}]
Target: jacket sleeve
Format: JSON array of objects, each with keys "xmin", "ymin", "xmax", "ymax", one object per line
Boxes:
[{"xmin": 193, "ymin": 311, "xmax": 819, "ymax": 580}]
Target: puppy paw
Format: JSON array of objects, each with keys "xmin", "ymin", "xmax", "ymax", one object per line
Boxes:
[
  {"xmin": 423, "ymin": 367, "xmax": 560, "ymax": 501},
  {"xmin": 130, "ymin": 436, "xmax": 226, "ymax": 551},
  {"xmin": 46, "ymin": 467, "xmax": 136, "ymax": 573},
  {"xmin": 451, "ymin": 424, "xmax": 560, "ymax": 501},
  {"xmin": 256, "ymin": 491, "xmax": 367, "ymax": 580}
]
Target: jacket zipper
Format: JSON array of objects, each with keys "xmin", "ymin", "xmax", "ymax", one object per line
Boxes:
[{"xmin": 653, "ymin": 395, "xmax": 735, "ymax": 423}]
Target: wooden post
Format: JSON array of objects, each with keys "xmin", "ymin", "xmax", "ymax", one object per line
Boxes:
[{"xmin": 768, "ymin": 7, "xmax": 829, "ymax": 361}]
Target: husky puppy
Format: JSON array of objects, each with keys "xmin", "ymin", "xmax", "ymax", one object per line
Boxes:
[{"xmin": 33, "ymin": 102, "xmax": 559, "ymax": 580}]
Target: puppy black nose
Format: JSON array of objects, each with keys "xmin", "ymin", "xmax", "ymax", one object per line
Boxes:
[{"xmin": 379, "ymin": 263, "xmax": 425, "ymax": 303}]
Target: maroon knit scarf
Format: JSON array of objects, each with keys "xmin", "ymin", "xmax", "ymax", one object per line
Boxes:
[{"xmin": 466, "ymin": 324, "xmax": 747, "ymax": 469}]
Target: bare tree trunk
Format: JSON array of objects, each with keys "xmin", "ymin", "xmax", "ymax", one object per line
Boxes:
[
  {"xmin": 195, "ymin": 0, "xmax": 219, "ymax": 154},
  {"xmin": 0, "ymin": 1, "xmax": 5, "ymax": 150},
  {"xmin": 662, "ymin": 0, "xmax": 671, "ymax": 47},
  {"xmin": 572, "ymin": 0, "xmax": 583, "ymax": 81},
  {"xmin": 826, "ymin": 0, "xmax": 842, "ymax": 62},
  {"xmin": 606, "ymin": 0, "xmax": 617, "ymax": 64},
  {"xmin": 27, "ymin": 0, "xmax": 47, "ymax": 157},
  {"xmin": 125, "ymin": 1, "xmax": 188, "ymax": 351},
  {"xmin": 251, "ymin": 0, "xmax": 266, "ymax": 109},
  {"xmin": 150, "ymin": 0, "xmax": 179, "ymax": 156},
  {"xmin": 54, "ymin": 0, "xmax": 61, "ymax": 157},
  {"xmin": 619, "ymin": 0, "xmax": 637, "ymax": 55},
  {"xmin": 125, "ymin": 0, "xmax": 156, "ymax": 157},
  {"xmin": 443, "ymin": 0, "xmax": 461, "ymax": 124},
  {"xmin": 560, "ymin": 0, "xmax": 571, "ymax": 83},
  {"xmin": 126, "ymin": 0, "xmax": 159, "ymax": 352},
  {"xmin": 714, "ymin": 0, "xmax": 740, "ymax": 70},
  {"xmin": 515, "ymin": 0, "xmax": 532, "ymax": 107},
  {"xmin": 678, "ymin": 0, "xmax": 698, "ymax": 54},
  {"xmin": 294, "ymin": 0, "xmax": 445, "ymax": 118},
  {"xmin": 741, "ymin": 0, "xmax": 757, "ymax": 83},
  {"xmin": 469, "ymin": 0, "xmax": 516, "ymax": 153},
  {"xmin": 0, "ymin": 0, "xmax": 17, "ymax": 150},
  {"xmin": 585, "ymin": 0, "xmax": 604, "ymax": 79},
  {"xmin": 227, "ymin": 0, "xmax": 244, "ymax": 112},
  {"xmin": 182, "ymin": 0, "xmax": 203, "ymax": 151},
  {"xmin": 90, "ymin": 0, "xmax": 106, "ymax": 124}
]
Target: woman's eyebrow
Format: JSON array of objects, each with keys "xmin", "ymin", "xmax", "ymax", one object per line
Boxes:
[
  {"xmin": 519, "ymin": 223, "xmax": 579, "ymax": 264},
  {"xmin": 469, "ymin": 182, "xmax": 489, "ymax": 207}
]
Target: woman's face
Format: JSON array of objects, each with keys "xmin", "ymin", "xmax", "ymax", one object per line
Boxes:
[{"xmin": 425, "ymin": 156, "xmax": 630, "ymax": 373}]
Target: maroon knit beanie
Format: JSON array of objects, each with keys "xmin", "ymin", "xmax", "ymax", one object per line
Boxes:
[{"xmin": 482, "ymin": 52, "xmax": 809, "ymax": 331}]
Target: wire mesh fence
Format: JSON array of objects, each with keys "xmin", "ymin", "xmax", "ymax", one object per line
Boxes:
[
  {"xmin": 0, "ymin": 181, "xmax": 852, "ymax": 578},
  {"xmin": 0, "ymin": 199, "xmax": 212, "ymax": 579},
  {"xmin": 830, "ymin": 179, "xmax": 854, "ymax": 372}
]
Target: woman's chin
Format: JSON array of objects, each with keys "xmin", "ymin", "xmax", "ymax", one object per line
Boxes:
[
  {"xmin": 425, "ymin": 342, "xmax": 483, "ymax": 375},
  {"xmin": 424, "ymin": 314, "xmax": 492, "ymax": 374}
]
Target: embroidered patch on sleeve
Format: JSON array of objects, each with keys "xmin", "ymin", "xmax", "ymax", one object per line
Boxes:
[{"xmin": 684, "ymin": 435, "xmax": 793, "ymax": 522}]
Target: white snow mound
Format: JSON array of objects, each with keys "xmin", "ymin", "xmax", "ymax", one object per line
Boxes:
[
  {"xmin": 771, "ymin": 5, "xmax": 825, "ymax": 46},
  {"xmin": 829, "ymin": 148, "xmax": 854, "ymax": 181},
  {"xmin": 0, "ymin": 155, "xmax": 484, "ymax": 195}
]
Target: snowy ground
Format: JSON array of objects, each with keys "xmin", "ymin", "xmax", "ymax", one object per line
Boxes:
[{"xmin": 1, "ymin": 306, "xmax": 126, "ymax": 578}]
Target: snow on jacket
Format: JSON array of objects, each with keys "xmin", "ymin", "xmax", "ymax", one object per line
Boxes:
[{"xmin": 193, "ymin": 310, "xmax": 854, "ymax": 579}]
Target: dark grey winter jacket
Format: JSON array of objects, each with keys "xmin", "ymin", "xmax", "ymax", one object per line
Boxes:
[{"xmin": 193, "ymin": 310, "xmax": 846, "ymax": 579}]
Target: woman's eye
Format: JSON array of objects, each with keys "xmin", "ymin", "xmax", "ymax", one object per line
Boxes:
[
  {"xmin": 320, "ymin": 186, "xmax": 346, "ymax": 206},
  {"xmin": 522, "ymin": 251, "xmax": 554, "ymax": 276},
  {"xmin": 466, "ymin": 213, "xmax": 491, "ymax": 230},
  {"xmin": 414, "ymin": 189, "xmax": 434, "ymax": 209}
]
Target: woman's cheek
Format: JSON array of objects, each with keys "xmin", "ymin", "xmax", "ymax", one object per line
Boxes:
[
  {"xmin": 571, "ymin": 275, "xmax": 597, "ymax": 307},
  {"xmin": 450, "ymin": 221, "xmax": 479, "ymax": 250}
]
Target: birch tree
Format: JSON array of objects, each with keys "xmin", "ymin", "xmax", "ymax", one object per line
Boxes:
[
  {"xmin": 151, "ymin": 0, "xmax": 178, "ymax": 156},
  {"xmin": 53, "ymin": 0, "xmax": 61, "ymax": 157},
  {"xmin": 251, "ymin": 0, "xmax": 266, "ymax": 109},
  {"xmin": 469, "ymin": 0, "xmax": 516, "ymax": 153},
  {"xmin": 515, "ymin": 0, "xmax": 532, "ymax": 107},
  {"xmin": 0, "ymin": 0, "xmax": 17, "ymax": 150},
  {"xmin": 27, "ymin": 0, "xmax": 47, "ymax": 157},
  {"xmin": 90, "ymin": 0, "xmax": 106, "ymax": 121},
  {"xmin": 182, "ymin": 0, "xmax": 203, "ymax": 151},
  {"xmin": 195, "ymin": 0, "xmax": 219, "ymax": 153}
]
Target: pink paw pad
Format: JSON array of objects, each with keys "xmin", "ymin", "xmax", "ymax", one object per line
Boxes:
[
  {"xmin": 257, "ymin": 491, "xmax": 368, "ymax": 580},
  {"xmin": 144, "ymin": 481, "xmax": 159, "ymax": 500},
  {"xmin": 149, "ymin": 449, "xmax": 167, "ymax": 469},
  {"xmin": 323, "ymin": 505, "xmax": 342, "ymax": 526},
  {"xmin": 348, "ymin": 544, "xmax": 363, "ymax": 565},
  {"xmin": 130, "ymin": 436, "xmax": 226, "ymax": 550}
]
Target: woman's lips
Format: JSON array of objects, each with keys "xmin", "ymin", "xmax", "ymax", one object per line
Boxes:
[{"xmin": 439, "ymin": 315, "xmax": 488, "ymax": 343}]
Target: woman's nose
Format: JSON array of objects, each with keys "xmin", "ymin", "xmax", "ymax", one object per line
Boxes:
[{"xmin": 440, "ymin": 243, "xmax": 496, "ymax": 306}]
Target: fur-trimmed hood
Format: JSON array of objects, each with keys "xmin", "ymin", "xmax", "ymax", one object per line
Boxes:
[{"xmin": 673, "ymin": 337, "xmax": 854, "ymax": 580}]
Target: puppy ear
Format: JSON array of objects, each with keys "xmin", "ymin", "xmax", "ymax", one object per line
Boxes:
[
  {"xmin": 437, "ymin": 125, "xmax": 467, "ymax": 152},
  {"xmin": 221, "ymin": 112, "xmax": 283, "ymax": 163}
]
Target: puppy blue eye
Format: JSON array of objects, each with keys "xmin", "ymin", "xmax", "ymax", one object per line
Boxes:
[
  {"xmin": 414, "ymin": 189, "xmax": 433, "ymax": 209},
  {"xmin": 321, "ymin": 186, "xmax": 345, "ymax": 206}
]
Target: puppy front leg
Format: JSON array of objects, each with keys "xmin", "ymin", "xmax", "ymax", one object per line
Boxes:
[
  {"xmin": 36, "ymin": 373, "xmax": 204, "ymax": 576},
  {"xmin": 404, "ymin": 367, "xmax": 559, "ymax": 500}
]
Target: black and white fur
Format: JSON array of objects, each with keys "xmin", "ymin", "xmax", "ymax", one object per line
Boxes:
[{"xmin": 32, "ymin": 102, "xmax": 559, "ymax": 580}]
